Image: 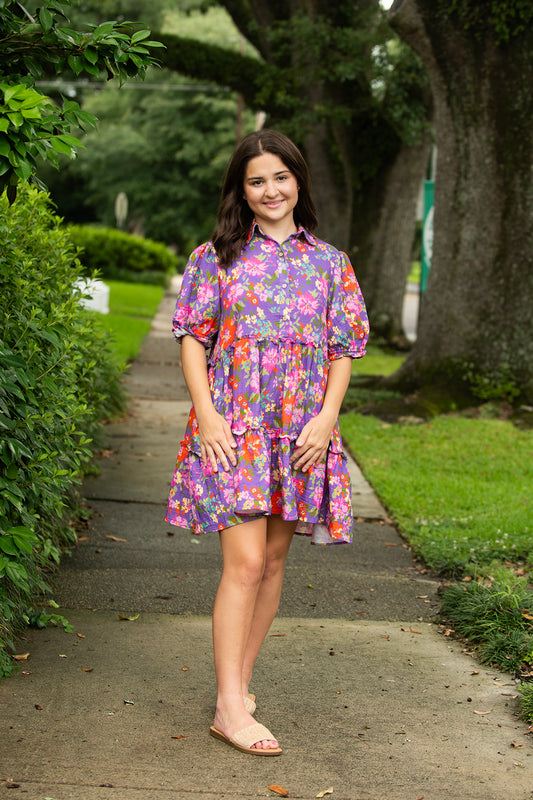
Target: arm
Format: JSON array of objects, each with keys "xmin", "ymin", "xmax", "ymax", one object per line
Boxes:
[
  {"xmin": 289, "ymin": 356, "xmax": 352, "ymax": 472},
  {"xmin": 181, "ymin": 335, "xmax": 237, "ymax": 473}
]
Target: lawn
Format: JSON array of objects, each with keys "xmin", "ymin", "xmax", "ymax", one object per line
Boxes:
[
  {"xmin": 340, "ymin": 413, "xmax": 533, "ymax": 575},
  {"xmin": 97, "ymin": 281, "xmax": 164, "ymax": 365}
]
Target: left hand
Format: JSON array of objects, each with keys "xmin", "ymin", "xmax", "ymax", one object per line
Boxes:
[{"xmin": 290, "ymin": 411, "xmax": 335, "ymax": 472}]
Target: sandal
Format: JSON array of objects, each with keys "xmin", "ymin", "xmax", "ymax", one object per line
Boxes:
[
  {"xmin": 244, "ymin": 695, "xmax": 256, "ymax": 715},
  {"xmin": 210, "ymin": 722, "xmax": 282, "ymax": 756}
]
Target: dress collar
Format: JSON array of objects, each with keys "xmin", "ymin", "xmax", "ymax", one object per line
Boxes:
[{"xmin": 246, "ymin": 221, "xmax": 317, "ymax": 247}]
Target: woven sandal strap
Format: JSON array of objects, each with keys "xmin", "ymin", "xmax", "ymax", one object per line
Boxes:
[{"xmin": 231, "ymin": 723, "xmax": 274, "ymax": 749}]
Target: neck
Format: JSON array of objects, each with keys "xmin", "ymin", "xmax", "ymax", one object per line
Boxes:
[{"xmin": 257, "ymin": 217, "xmax": 298, "ymax": 244}]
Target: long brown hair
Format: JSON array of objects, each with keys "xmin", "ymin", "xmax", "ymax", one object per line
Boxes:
[{"xmin": 212, "ymin": 130, "xmax": 317, "ymax": 267}]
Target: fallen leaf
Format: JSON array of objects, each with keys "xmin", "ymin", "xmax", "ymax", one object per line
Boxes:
[
  {"xmin": 59, "ymin": 654, "xmax": 67, "ymax": 658},
  {"xmin": 156, "ymin": 595, "xmax": 171, "ymax": 600},
  {"xmin": 307, "ymin": 584, "xmax": 314, "ymax": 589},
  {"xmin": 81, "ymin": 667, "xmax": 94, "ymax": 672},
  {"xmin": 270, "ymin": 633, "xmax": 287, "ymax": 637},
  {"xmin": 401, "ymin": 628, "xmax": 422, "ymax": 634},
  {"xmin": 268, "ymin": 786, "xmax": 289, "ymax": 797},
  {"xmin": 416, "ymin": 595, "xmax": 428, "ymax": 599},
  {"xmin": 511, "ymin": 741, "xmax": 523, "ymax": 749},
  {"xmin": 473, "ymin": 710, "xmax": 491, "ymax": 715},
  {"xmin": 316, "ymin": 788, "xmax": 334, "ymax": 798},
  {"xmin": 77, "ymin": 633, "xmax": 86, "ymax": 639},
  {"xmin": 106, "ymin": 535, "xmax": 128, "ymax": 543},
  {"xmin": 182, "ymin": 666, "xmax": 189, "ymax": 671},
  {"xmin": 171, "ymin": 734, "xmax": 187, "ymax": 739},
  {"xmin": 13, "ymin": 652, "xmax": 30, "ymax": 661},
  {"xmin": 471, "ymin": 670, "xmax": 479, "ymax": 675},
  {"xmin": 384, "ymin": 542, "xmax": 398, "ymax": 546},
  {"xmin": 35, "ymin": 704, "xmax": 43, "ymax": 710},
  {"xmin": 77, "ymin": 536, "xmax": 89, "ymax": 542},
  {"xmin": 5, "ymin": 782, "xmax": 21, "ymax": 789},
  {"xmin": 443, "ymin": 628, "xmax": 453, "ymax": 636},
  {"xmin": 118, "ymin": 613, "xmax": 140, "ymax": 621},
  {"xmin": 382, "ymin": 634, "xmax": 390, "ymax": 639},
  {"xmin": 521, "ymin": 610, "xmax": 533, "ymax": 621}
]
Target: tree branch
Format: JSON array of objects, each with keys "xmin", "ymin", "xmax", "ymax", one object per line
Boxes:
[{"xmin": 155, "ymin": 31, "xmax": 265, "ymax": 107}]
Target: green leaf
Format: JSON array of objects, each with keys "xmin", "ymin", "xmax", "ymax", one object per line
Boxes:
[
  {"xmin": 83, "ymin": 46, "xmax": 99, "ymax": 65},
  {"xmin": 93, "ymin": 21, "xmax": 116, "ymax": 40},
  {"xmin": 14, "ymin": 159, "xmax": 33, "ymax": 182},
  {"xmin": 67, "ymin": 55, "xmax": 85, "ymax": 75},
  {"xmin": 131, "ymin": 29, "xmax": 151, "ymax": 44},
  {"xmin": 0, "ymin": 119, "xmax": 8, "ymax": 132},
  {"xmin": 5, "ymin": 464, "xmax": 18, "ymax": 480},
  {"xmin": 50, "ymin": 136, "xmax": 74, "ymax": 155},
  {"xmin": 7, "ymin": 112, "xmax": 23, "ymax": 128},
  {"xmin": 0, "ymin": 137, "xmax": 11, "ymax": 156},
  {"xmin": 0, "ymin": 537, "xmax": 18, "ymax": 556},
  {"xmin": 39, "ymin": 6, "xmax": 54, "ymax": 33}
]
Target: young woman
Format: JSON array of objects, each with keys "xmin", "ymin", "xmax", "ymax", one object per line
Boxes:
[{"xmin": 166, "ymin": 129, "xmax": 369, "ymax": 756}]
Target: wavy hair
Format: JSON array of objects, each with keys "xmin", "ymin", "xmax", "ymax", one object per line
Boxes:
[{"xmin": 212, "ymin": 129, "xmax": 317, "ymax": 267}]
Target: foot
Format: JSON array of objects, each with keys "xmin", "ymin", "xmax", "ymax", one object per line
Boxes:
[{"xmin": 213, "ymin": 701, "xmax": 278, "ymax": 751}]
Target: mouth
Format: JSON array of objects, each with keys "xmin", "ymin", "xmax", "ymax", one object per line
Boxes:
[{"xmin": 264, "ymin": 200, "xmax": 283, "ymax": 209}]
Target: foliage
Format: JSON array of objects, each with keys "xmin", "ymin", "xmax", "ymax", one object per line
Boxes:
[
  {"xmin": 339, "ymin": 413, "xmax": 533, "ymax": 575},
  {"xmin": 439, "ymin": 0, "xmax": 533, "ymax": 44},
  {"xmin": 440, "ymin": 578, "xmax": 533, "ymax": 714},
  {"xmin": 0, "ymin": 184, "xmax": 126, "ymax": 677},
  {"xmin": 0, "ymin": 0, "xmax": 164, "ymax": 199},
  {"xmin": 66, "ymin": 225, "xmax": 178, "ymax": 284},
  {"xmin": 41, "ymin": 72, "xmax": 255, "ymax": 249}
]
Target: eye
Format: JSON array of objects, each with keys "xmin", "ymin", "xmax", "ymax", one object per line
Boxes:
[
  {"xmin": 277, "ymin": 175, "xmax": 288, "ymax": 182},
  {"xmin": 250, "ymin": 180, "xmax": 263, "ymax": 187}
]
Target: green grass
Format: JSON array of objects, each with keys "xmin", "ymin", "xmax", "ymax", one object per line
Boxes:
[
  {"xmin": 106, "ymin": 280, "xmax": 164, "ymax": 318},
  {"xmin": 353, "ymin": 343, "xmax": 406, "ymax": 376},
  {"xmin": 96, "ymin": 281, "xmax": 164, "ymax": 365},
  {"xmin": 340, "ymin": 413, "xmax": 533, "ymax": 575}
]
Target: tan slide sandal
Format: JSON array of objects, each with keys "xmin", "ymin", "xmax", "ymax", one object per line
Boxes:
[{"xmin": 210, "ymin": 722, "xmax": 282, "ymax": 756}]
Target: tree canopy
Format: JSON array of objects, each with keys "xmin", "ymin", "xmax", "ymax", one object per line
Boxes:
[{"xmin": 0, "ymin": 0, "xmax": 164, "ymax": 199}]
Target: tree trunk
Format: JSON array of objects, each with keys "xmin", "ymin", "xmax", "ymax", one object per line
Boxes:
[
  {"xmin": 389, "ymin": 0, "xmax": 533, "ymax": 401},
  {"xmin": 355, "ymin": 134, "xmax": 431, "ymax": 343}
]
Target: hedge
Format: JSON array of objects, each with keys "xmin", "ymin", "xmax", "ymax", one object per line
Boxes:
[
  {"xmin": 66, "ymin": 225, "xmax": 179, "ymax": 285},
  {"xmin": 0, "ymin": 186, "xmax": 126, "ymax": 677}
]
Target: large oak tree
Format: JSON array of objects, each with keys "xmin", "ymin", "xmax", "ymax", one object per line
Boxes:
[{"xmin": 389, "ymin": 0, "xmax": 533, "ymax": 401}]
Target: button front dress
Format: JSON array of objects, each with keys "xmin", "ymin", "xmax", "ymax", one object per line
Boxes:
[{"xmin": 165, "ymin": 224, "xmax": 369, "ymax": 544}]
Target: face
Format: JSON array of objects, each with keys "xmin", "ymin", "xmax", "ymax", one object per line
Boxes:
[{"xmin": 243, "ymin": 152, "xmax": 299, "ymax": 233}]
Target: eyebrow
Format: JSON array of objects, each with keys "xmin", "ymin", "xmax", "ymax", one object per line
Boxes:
[{"xmin": 246, "ymin": 169, "xmax": 290, "ymax": 181}]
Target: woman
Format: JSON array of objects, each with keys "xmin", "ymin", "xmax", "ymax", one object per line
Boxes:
[{"xmin": 166, "ymin": 129, "xmax": 369, "ymax": 756}]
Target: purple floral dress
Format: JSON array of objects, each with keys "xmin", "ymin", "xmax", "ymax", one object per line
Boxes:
[{"xmin": 165, "ymin": 223, "xmax": 369, "ymax": 543}]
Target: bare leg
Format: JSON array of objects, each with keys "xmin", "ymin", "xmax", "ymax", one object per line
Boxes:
[
  {"xmin": 241, "ymin": 515, "xmax": 296, "ymax": 696},
  {"xmin": 212, "ymin": 518, "xmax": 279, "ymax": 750}
]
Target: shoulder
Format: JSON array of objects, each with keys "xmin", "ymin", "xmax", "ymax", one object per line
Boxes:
[
  {"xmin": 309, "ymin": 235, "xmax": 351, "ymax": 268},
  {"xmin": 189, "ymin": 241, "xmax": 217, "ymax": 263}
]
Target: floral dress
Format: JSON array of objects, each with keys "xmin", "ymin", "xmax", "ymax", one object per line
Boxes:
[{"xmin": 165, "ymin": 223, "xmax": 369, "ymax": 544}]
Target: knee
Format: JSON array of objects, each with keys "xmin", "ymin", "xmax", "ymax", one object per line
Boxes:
[
  {"xmin": 262, "ymin": 549, "xmax": 286, "ymax": 582},
  {"xmin": 229, "ymin": 551, "xmax": 266, "ymax": 591}
]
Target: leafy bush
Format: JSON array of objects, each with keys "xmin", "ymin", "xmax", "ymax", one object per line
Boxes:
[
  {"xmin": 440, "ymin": 578, "xmax": 533, "ymax": 721},
  {"xmin": 0, "ymin": 185, "xmax": 126, "ymax": 677},
  {"xmin": 66, "ymin": 225, "xmax": 179, "ymax": 285}
]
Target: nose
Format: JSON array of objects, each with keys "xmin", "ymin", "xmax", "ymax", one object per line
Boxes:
[{"xmin": 264, "ymin": 180, "xmax": 278, "ymax": 197}]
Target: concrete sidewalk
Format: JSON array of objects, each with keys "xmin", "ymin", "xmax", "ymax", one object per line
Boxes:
[{"xmin": 1, "ymin": 282, "xmax": 532, "ymax": 800}]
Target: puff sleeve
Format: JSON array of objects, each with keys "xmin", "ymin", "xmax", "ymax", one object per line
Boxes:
[
  {"xmin": 172, "ymin": 242, "xmax": 220, "ymax": 348},
  {"xmin": 326, "ymin": 251, "xmax": 369, "ymax": 361}
]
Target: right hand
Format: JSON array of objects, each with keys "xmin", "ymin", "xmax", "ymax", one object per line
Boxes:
[{"xmin": 197, "ymin": 408, "xmax": 237, "ymax": 473}]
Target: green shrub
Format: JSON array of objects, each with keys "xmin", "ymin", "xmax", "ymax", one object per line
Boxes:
[
  {"xmin": 0, "ymin": 186, "xmax": 126, "ymax": 677},
  {"xmin": 440, "ymin": 579, "xmax": 533, "ymax": 699},
  {"xmin": 66, "ymin": 225, "xmax": 178, "ymax": 285}
]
